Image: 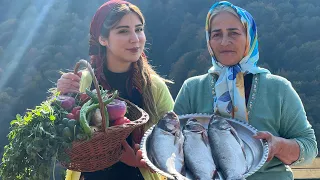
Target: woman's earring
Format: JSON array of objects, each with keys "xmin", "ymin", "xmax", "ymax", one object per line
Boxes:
[{"xmin": 99, "ymin": 36, "xmax": 109, "ymax": 47}]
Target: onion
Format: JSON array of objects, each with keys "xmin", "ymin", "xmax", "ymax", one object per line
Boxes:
[
  {"xmin": 90, "ymin": 126, "xmax": 100, "ymax": 133},
  {"xmin": 92, "ymin": 109, "xmax": 102, "ymax": 127},
  {"xmin": 106, "ymin": 99, "xmax": 127, "ymax": 121},
  {"xmin": 56, "ymin": 95, "xmax": 75, "ymax": 111}
]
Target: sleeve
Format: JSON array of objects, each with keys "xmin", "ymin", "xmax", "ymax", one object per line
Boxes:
[
  {"xmin": 279, "ymin": 80, "xmax": 318, "ymax": 166},
  {"xmin": 65, "ymin": 170, "xmax": 81, "ymax": 180},
  {"xmin": 173, "ymin": 80, "xmax": 192, "ymax": 115},
  {"xmin": 153, "ymin": 78, "xmax": 174, "ymax": 118},
  {"xmin": 139, "ymin": 168, "xmax": 167, "ymax": 180}
]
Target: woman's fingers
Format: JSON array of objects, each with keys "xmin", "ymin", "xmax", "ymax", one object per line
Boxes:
[
  {"xmin": 136, "ymin": 148, "xmax": 155, "ymax": 171},
  {"xmin": 253, "ymin": 131, "xmax": 277, "ymax": 162},
  {"xmin": 136, "ymin": 149, "xmax": 143, "ymax": 159},
  {"xmin": 134, "ymin": 143, "xmax": 140, "ymax": 153},
  {"xmin": 57, "ymin": 79, "xmax": 80, "ymax": 89},
  {"xmin": 57, "ymin": 72, "xmax": 81, "ymax": 94},
  {"xmin": 57, "ymin": 82, "xmax": 80, "ymax": 94},
  {"xmin": 253, "ymin": 131, "xmax": 272, "ymax": 141},
  {"xmin": 62, "ymin": 72, "xmax": 81, "ymax": 81}
]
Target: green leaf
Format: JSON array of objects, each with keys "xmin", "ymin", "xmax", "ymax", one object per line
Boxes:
[
  {"xmin": 10, "ymin": 120, "xmax": 19, "ymax": 126},
  {"xmin": 16, "ymin": 114, "xmax": 22, "ymax": 121},
  {"xmin": 49, "ymin": 115, "xmax": 56, "ymax": 121}
]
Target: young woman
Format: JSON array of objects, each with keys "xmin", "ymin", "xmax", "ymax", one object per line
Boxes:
[
  {"xmin": 174, "ymin": 1, "xmax": 318, "ymax": 179},
  {"xmin": 57, "ymin": 1, "xmax": 174, "ymax": 180}
]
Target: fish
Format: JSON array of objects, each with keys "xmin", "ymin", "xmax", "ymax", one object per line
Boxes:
[
  {"xmin": 208, "ymin": 115, "xmax": 248, "ymax": 180},
  {"xmin": 183, "ymin": 118, "xmax": 219, "ymax": 180},
  {"xmin": 148, "ymin": 111, "xmax": 187, "ymax": 180}
]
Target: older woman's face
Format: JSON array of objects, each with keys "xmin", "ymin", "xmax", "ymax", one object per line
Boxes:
[{"xmin": 209, "ymin": 11, "xmax": 247, "ymax": 66}]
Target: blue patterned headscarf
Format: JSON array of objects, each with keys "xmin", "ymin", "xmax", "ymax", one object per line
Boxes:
[{"xmin": 205, "ymin": 1, "xmax": 270, "ymax": 121}]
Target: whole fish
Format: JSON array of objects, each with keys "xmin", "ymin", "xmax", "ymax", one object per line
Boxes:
[
  {"xmin": 208, "ymin": 115, "xmax": 248, "ymax": 180},
  {"xmin": 148, "ymin": 111, "xmax": 187, "ymax": 180},
  {"xmin": 183, "ymin": 118, "xmax": 218, "ymax": 180}
]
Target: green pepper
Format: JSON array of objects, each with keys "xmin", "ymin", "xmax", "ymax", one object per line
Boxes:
[
  {"xmin": 85, "ymin": 89, "xmax": 99, "ymax": 103},
  {"xmin": 79, "ymin": 90, "xmax": 118, "ymax": 137},
  {"xmin": 79, "ymin": 99, "xmax": 94, "ymax": 137},
  {"xmin": 86, "ymin": 88, "xmax": 109, "ymax": 103}
]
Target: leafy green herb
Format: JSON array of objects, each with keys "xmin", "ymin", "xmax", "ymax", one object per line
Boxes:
[{"xmin": 0, "ymin": 92, "xmax": 83, "ymax": 180}]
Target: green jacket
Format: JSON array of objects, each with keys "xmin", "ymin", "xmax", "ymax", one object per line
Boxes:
[{"xmin": 174, "ymin": 73, "xmax": 318, "ymax": 180}]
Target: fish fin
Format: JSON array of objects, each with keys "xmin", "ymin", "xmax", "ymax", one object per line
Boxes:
[
  {"xmin": 229, "ymin": 126, "xmax": 242, "ymax": 145},
  {"xmin": 174, "ymin": 131, "xmax": 181, "ymax": 145},
  {"xmin": 213, "ymin": 170, "xmax": 224, "ymax": 180},
  {"xmin": 229, "ymin": 126, "xmax": 247, "ymax": 159},
  {"xmin": 181, "ymin": 164, "xmax": 186, "ymax": 176},
  {"xmin": 166, "ymin": 153, "xmax": 177, "ymax": 174},
  {"xmin": 166, "ymin": 154, "xmax": 187, "ymax": 180},
  {"xmin": 202, "ymin": 131, "xmax": 210, "ymax": 147},
  {"xmin": 212, "ymin": 169, "xmax": 218, "ymax": 179},
  {"xmin": 151, "ymin": 154, "xmax": 160, "ymax": 169},
  {"xmin": 174, "ymin": 134, "xmax": 178, "ymax": 145},
  {"xmin": 233, "ymin": 175, "xmax": 246, "ymax": 180}
]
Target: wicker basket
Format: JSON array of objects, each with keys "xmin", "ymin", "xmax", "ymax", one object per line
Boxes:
[{"xmin": 59, "ymin": 60, "xmax": 149, "ymax": 172}]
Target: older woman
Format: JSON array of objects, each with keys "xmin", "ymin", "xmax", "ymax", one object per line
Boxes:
[{"xmin": 174, "ymin": 1, "xmax": 318, "ymax": 179}]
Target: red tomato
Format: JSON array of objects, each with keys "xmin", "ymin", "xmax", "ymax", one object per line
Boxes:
[
  {"xmin": 66, "ymin": 113, "xmax": 75, "ymax": 119},
  {"xmin": 112, "ymin": 117, "xmax": 131, "ymax": 126},
  {"xmin": 74, "ymin": 110, "xmax": 80, "ymax": 121},
  {"xmin": 79, "ymin": 93, "xmax": 89, "ymax": 103},
  {"xmin": 71, "ymin": 106, "xmax": 81, "ymax": 115}
]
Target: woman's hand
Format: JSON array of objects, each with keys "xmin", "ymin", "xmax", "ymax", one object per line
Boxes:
[
  {"xmin": 253, "ymin": 131, "xmax": 300, "ymax": 164},
  {"xmin": 119, "ymin": 141, "xmax": 148, "ymax": 168},
  {"xmin": 57, "ymin": 72, "xmax": 81, "ymax": 94},
  {"xmin": 253, "ymin": 131, "xmax": 282, "ymax": 162}
]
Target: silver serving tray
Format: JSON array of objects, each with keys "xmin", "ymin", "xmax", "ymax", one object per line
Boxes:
[{"xmin": 140, "ymin": 113, "xmax": 269, "ymax": 180}]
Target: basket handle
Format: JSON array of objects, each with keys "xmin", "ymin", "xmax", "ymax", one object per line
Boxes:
[{"xmin": 73, "ymin": 59, "xmax": 108, "ymax": 133}]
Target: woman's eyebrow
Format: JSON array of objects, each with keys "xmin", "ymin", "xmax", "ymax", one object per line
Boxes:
[
  {"xmin": 211, "ymin": 27, "xmax": 241, "ymax": 33},
  {"xmin": 211, "ymin": 29, "xmax": 221, "ymax": 33},
  {"xmin": 115, "ymin": 24, "xmax": 143, "ymax": 29},
  {"xmin": 227, "ymin": 28, "xmax": 241, "ymax": 31}
]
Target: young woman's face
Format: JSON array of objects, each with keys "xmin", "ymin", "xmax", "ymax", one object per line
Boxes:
[
  {"xmin": 102, "ymin": 12, "xmax": 146, "ymax": 66},
  {"xmin": 209, "ymin": 11, "xmax": 247, "ymax": 66}
]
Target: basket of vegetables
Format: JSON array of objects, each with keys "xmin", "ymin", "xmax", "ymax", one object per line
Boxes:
[
  {"xmin": 59, "ymin": 60, "xmax": 150, "ymax": 172},
  {"xmin": 0, "ymin": 60, "xmax": 149, "ymax": 179}
]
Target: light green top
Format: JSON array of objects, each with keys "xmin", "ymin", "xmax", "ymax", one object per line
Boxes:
[
  {"xmin": 149, "ymin": 75, "xmax": 175, "ymax": 128},
  {"xmin": 174, "ymin": 73, "xmax": 318, "ymax": 180}
]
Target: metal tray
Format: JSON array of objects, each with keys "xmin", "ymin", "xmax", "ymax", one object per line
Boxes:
[{"xmin": 140, "ymin": 113, "xmax": 269, "ymax": 180}]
